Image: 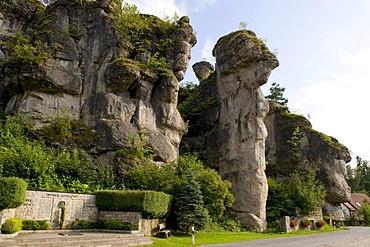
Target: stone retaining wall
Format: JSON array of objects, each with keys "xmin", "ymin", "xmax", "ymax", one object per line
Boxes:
[{"xmin": 0, "ymin": 190, "xmax": 144, "ymax": 231}]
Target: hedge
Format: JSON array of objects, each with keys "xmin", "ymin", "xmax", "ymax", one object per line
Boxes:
[
  {"xmin": 22, "ymin": 220, "xmax": 50, "ymax": 230},
  {"xmin": 1, "ymin": 218, "xmax": 22, "ymax": 234},
  {"xmin": 95, "ymin": 190, "xmax": 172, "ymax": 218},
  {"xmin": 0, "ymin": 177, "xmax": 27, "ymax": 210},
  {"xmin": 71, "ymin": 219, "xmax": 138, "ymax": 230}
]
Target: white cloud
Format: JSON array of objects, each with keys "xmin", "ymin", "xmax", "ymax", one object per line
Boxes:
[
  {"xmin": 201, "ymin": 37, "xmax": 215, "ymax": 62},
  {"xmin": 292, "ymin": 47, "xmax": 370, "ymax": 163},
  {"xmin": 124, "ymin": 0, "xmax": 187, "ymax": 17},
  {"xmin": 124, "ymin": 0, "xmax": 219, "ymax": 17},
  {"xmin": 188, "ymin": 0, "xmax": 217, "ymax": 12}
]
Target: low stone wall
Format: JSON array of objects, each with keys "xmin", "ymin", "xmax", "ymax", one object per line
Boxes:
[
  {"xmin": 98, "ymin": 211, "xmax": 142, "ymax": 230},
  {"xmin": 0, "ymin": 190, "xmax": 145, "ymax": 231}
]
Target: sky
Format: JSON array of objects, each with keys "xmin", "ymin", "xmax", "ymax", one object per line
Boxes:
[{"xmin": 126, "ymin": 0, "xmax": 370, "ymax": 165}]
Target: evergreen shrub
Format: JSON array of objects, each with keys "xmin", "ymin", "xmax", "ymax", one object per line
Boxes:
[
  {"xmin": 95, "ymin": 190, "xmax": 171, "ymax": 218},
  {"xmin": 22, "ymin": 220, "xmax": 50, "ymax": 230},
  {"xmin": 98, "ymin": 219, "xmax": 138, "ymax": 230},
  {"xmin": 70, "ymin": 219, "xmax": 138, "ymax": 230},
  {"xmin": 0, "ymin": 177, "xmax": 27, "ymax": 210},
  {"xmin": 1, "ymin": 218, "xmax": 22, "ymax": 234},
  {"xmin": 71, "ymin": 220, "xmax": 97, "ymax": 229}
]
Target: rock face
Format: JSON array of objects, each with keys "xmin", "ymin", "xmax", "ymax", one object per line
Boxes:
[
  {"xmin": 264, "ymin": 103, "xmax": 351, "ymax": 220},
  {"xmin": 0, "ymin": 0, "xmax": 196, "ymax": 162},
  {"xmin": 183, "ymin": 30, "xmax": 279, "ymax": 231}
]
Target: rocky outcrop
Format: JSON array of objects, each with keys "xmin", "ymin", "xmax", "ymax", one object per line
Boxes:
[
  {"xmin": 264, "ymin": 103, "xmax": 351, "ymax": 220},
  {"xmin": 183, "ymin": 30, "xmax": 279, "ymax": 231},
  {"xmin": 0, "ymin": 0, "xmax": 196, "ymax": 162}
]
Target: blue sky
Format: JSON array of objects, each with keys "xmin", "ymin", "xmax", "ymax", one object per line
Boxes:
[{"xmin": 126, "ymin": 0, "xmax": 370, "ymax": 164}]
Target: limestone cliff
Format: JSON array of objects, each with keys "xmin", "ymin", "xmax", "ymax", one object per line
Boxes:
[
  {"xmin": 183, "ymin": 30, "xmax": 279, "ymax": 231},
  {"xmin": 0, "ymin": 0, "xmax": 196, "ymax": 162},
  {"xmin": 264, "ymin": 103, "xmax": 351, "ymax": 220}
]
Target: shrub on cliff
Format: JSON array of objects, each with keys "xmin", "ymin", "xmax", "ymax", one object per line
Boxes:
[
  {"xmin": 95, "ymin": 190, "xmax": 172, "ymax": 218},
  {"xmin": 0, "ymin": 177, "xmax": 27, "ymax": 210}
]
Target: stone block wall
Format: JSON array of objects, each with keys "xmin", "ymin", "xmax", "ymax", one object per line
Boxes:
[
  {"xmin": 98, "ymin": 211, "xmax": 142, "ymax": 230},
  {"xmin": 0, "ymin": 190, "xmax": 144, "ymax": 231}
]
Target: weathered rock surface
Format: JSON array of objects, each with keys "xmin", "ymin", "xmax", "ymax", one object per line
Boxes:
[
  {"xmin": 264, "ymin": 103, "xmax": 351, "ymax": 220},
  {"xmin": 183, "ymin": 30, "xmax": 279, "ymax": 231},
  {"xmin": 0, "ymin": 0, "xmax": 196, "ymax": 162}
]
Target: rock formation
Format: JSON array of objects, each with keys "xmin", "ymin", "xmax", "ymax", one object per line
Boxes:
[
  {"xmin": 183, "ymin": 30, "xmax": 279, "ymax": 231},
  {"xmin": 0, "ymin": 0, "xmax": 196, "ymax": 162},
  {"xmin": 264, "ymin": 103, "xmax": 351, "ymax": 220},
  {"xmin": 0, "ymin": 0, "xmax": 351, "ymax": 231}
]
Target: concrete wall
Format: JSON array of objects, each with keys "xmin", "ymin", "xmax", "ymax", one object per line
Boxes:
[{"xmin": 0, "ymin": 190, "xmax": 143, "ymax": 231}]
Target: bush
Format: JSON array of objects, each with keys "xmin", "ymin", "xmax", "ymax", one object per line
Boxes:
[
  {"xmin": 22, "ymin": 220, "xmax": 50, "ymax": 230},
  {"xmin": 99, "ymin": 220, "xmax": 138, "ymax": 230},
  {"xmin": 71, "ymin": 220, "xmax": 97, "ymax": 229},
  {"xmin": 0, "ymin": 177, "xmax": 27, "ymax": 210},
  {"xmin": 70, "ymin": 219, "xmax": 138, "ymax": 230},
  {"xmin": 1, "ymin": 218, "xmax": 22, "ymax": 234},
  {"xmin": 95, "ymin": 190, "xmax": 172, "ymax": 218}
]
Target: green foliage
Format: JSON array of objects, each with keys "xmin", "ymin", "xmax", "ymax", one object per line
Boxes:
[
  {"xmin": 286, "ymin": 127, "xmax": 302, "ymax": 161},
  {"xmin": 266, "ymin": 178, "xmax": 294, "ymax": 224},
  {"xmin": 125, "ymin": 163, "xmax": 179, "ymax": 194},
  {"xmin": 196, "ymin": 168, "xmax": 234, "ymax": 221},
  {"xmin": 267, "ymin": 172, "xmax": 326, "ymax": 222},
  {"xmin": 290, "ymin": 172, "xmax": 326, "ymax": 215},
  {"xmin": 95, "ymin": 190, "xmax": 172, "ymax": 218},
  {"xmin": 300, "ymin": 218, "xmax": 311, "ymax": 227},
  {"xmin": 177, "ymin": 81, "xmax": 219, "ymax": 135},
  {"xmin": 59, "ymin": 204, "xmax": 66, "ymax": 229},
  {"xmin": 178, "ymin": 153, "xmax": 204, "ymax": 174},
  {"xmin": 71, "ymin": 219, "xmax": 138, "ymax": 230},
  {"xmin": 0, "ymin": 114, "xmax": 116, "ymax": 192},
  {"xmin": 346, "ymin": 156, "xmax": 370, "ymax": 193},
  {"xmin": 71, "ymin": 219, "xmax": 96, "ymax": 229},
  {"xmin": 178, "ymin": 153, "xmax": 234, "ymax": 224},
  {"xmin": 266, "ymin": 82, "xmax": 288, "ymax": 106},
  {"xmin": 99, "ymin": 219, "xmax": 138, "ymax": 230},
  {"xmin": 148, "ymin": 52, "xmax": 173, "ymax": 77},
  {"xmin": 110, "ymin": 0, "xmax": 181, "ymax": 78},
  {"xmin": 22, "ymin": 220, "xmax": 50, "ymax": 230},
  {"xmin": 174, "ymin": 170, "xmax": 209, "ymax": 232},
  {"xmin": 67, "ymin": 23, "xmax": 79, "ymax": 39},
  {"xmin": 0, "ymin": 32, "xmax": 51, "ymax": 67},
  {"xmin": 1, "ymin": 218, "xmax": 23, "ymax": 234},
  {"xmin": 116, "ymin": 129, "xmax": 154, "ymax": 161},
  {"xmin": 357, "ymin": 200, "xmax": 370, "ymax": 225},
  {"xmin": 35, "ymin": 114, "xmax": 96, "ymax": 147},
  {"xmin": 0, "ymin": 177, "xmax": 27, "ymax": 210}
]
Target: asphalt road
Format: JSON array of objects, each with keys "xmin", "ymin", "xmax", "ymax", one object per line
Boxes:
[{"xmin": 201, "ymin": 227, "xmax": 370, "ymax": 247}]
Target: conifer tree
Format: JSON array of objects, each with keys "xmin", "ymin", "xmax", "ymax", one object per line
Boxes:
[
  {"xmin": 266, "ymin": 82, "xmax": 288, "ymax": 106},
  {"xmin": 175, "ymin": 169, "xmax": 209, "ymax": 233}
]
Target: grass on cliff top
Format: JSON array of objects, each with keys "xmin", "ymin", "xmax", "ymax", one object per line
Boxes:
[{"xmin": 145, "ymin": 226, "xmax": 345, "ymax": 247}]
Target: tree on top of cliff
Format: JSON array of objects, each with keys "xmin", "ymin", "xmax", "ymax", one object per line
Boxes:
[{"xmin": 266, "ymin": 82, "xmax": 288, "ymax": 106}]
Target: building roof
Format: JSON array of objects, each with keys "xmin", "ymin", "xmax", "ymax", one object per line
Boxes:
[{"xmin": 349, "ymin": 193, "xmax": 370, "ymax": 210}]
